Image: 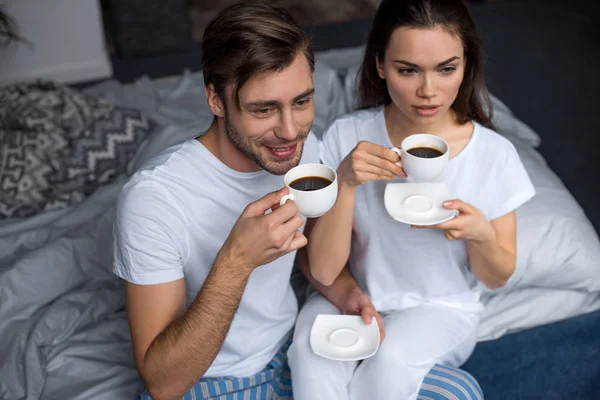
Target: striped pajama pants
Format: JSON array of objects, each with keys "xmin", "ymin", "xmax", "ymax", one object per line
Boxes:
[{"xmin": 135, "ymin": 340, "xmax": 483, "ymax": 400}]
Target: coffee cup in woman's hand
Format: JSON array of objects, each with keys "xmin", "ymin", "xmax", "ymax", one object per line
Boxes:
[{"xmin": 391, "ymin": 134, "xmax": 449, "ymax": 182}]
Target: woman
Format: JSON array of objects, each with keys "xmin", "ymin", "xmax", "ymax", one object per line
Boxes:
[{"xmin": 287, "ymin": 0, "xmax": 535, "ymax": 399}]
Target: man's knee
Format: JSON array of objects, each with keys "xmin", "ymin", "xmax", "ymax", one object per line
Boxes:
[{"xmin": 419, "ymin": 364, "xmax": 484, "ymax": 400}]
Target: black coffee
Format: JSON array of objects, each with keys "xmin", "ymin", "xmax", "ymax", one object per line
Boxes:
[
  {"xmin": 407, "ymin": 146, "xmax": 444, "ymax": 158},
  {"xmin": 290, "ymin": 176, "xmax": 332, "ymax": 191}
]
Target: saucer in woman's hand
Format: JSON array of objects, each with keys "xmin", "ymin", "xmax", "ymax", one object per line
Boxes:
[{"xmin": 384, "ymin": 182, "xmax": 458, "ymax": 226}]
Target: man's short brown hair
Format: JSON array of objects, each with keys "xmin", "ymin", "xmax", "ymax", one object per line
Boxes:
[{"xmin": 202, "ymin": 1, "xmax": 315, "ymax": 109}]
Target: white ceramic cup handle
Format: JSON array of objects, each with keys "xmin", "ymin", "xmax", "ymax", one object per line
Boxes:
[
  {"xmin": 390, "ymin": 147, "xmax": 402, "ymax": 167},
  {"xmin": 279, "ymin": 193, "xmax": 294, "ymax": 206}
]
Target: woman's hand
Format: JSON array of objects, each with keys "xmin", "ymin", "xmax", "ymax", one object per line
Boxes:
[
  {"xmin": 412, "ymin": 199, "xmax": 496, "ymax": 244},
  {"xmin": 337, "ymin": 141, "xmax": 405, "ymax": 187}
]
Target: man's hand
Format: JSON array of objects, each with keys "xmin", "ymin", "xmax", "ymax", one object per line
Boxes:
[
  {"xmin": 221, "ymin": 188, "xmax": 307, "ymax": 271},
  {"xmin": 337, "ymin": 286, "xmax": 385, "ymax": 344}
]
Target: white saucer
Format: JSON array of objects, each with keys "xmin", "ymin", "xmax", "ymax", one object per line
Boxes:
[
  {"xmin": 384, "ymin": 182, "xmax": 458, "ymax": 226},
  {"xmin": 310, "ymin": 314, "xmax": 380, "ymax": 361}
]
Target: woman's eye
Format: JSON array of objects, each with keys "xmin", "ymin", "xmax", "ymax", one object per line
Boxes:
[
  {"xmin": 398, "ymin": 68, "xmax": 417, "ymax": 75},
  {"xmin": 440, "ymin": 67, "xmax": 456, "ymax": 74}
]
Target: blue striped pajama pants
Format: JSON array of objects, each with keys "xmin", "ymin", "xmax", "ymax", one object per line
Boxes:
[{"xmin": 135, "ymin": 340, "xmax": 483, "ymax": 400}]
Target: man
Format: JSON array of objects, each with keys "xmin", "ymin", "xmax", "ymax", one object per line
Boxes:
[{"xmin": 113, "ymin": 2, "xmax": 482, "ymax": 400}]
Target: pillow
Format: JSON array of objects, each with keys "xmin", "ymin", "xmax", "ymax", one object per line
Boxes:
[
  {"xmin": 0, "ymin": 81, "xmax": 155, "ymax": 219},
  {"xmin": 488, "ymin": 95, "xmax": 541, "ymax": 148},
  {"xmin": 483, "ymin": 136, "xmax": 600, "ymax": 294},
  {"xmin": 478, "ymin": 288, "xmax": 600, "ymax": 342}
]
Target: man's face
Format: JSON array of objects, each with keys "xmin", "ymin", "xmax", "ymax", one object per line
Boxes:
[{"xmin": 223, "ymin": 52, "xmax": 315, "ymax": 175}]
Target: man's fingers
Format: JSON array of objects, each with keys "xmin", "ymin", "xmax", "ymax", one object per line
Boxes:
[
  {"xmin": 245, "ymin": 188, "xmax": 289, "ymax": 216},
  {"xmin": 267, "ymin": 199, "xmax": 300, "ymax": 225},
  {"xmin": 361, "ymin": 309, "xmax": 374, "ymax": 324},
  {"xmin": 360, "ymin": 302, "xmax": 385, "ymax": 343},
  {"xmin": 270, "ymin": 214, "xmax": 305, "ymax": 248},
  {"xmin": 374, "ymin": 312, "xmax": 385, "ymax": 343},
  {"xmin": 288, "ymin": 230, "xmax": 308, "ymax": 251},
  {"xmin": 278, "ymin": 228, "xmax": 298, "ymax": 251},
  {"xmin": 360, "ymin": 303, "xmax": 377, "ymax": 324}
]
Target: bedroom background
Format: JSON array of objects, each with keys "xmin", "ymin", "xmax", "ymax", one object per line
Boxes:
[{"xmin": 0, "ymin": 0, "xmax": 599, "ymax": 399}]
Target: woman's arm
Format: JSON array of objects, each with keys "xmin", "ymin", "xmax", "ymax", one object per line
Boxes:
[
  {"xmin": 415, "ymin": 200, "xmax": 517, "ymax": 289},
  {"xmin": 308, "ymin": 141, "xmax": 404, "ymax": 286},
  {"xmin": 306, "ymin": 183, "xmax": 357, "ymax": 285},
  {"xmin": 466, "ymin": 211, "xmax": 517, "ymax": 288}
]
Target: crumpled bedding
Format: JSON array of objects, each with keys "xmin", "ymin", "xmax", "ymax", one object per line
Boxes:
[{"xmin": 0, "ymin": 81, "xmax": 155, "ymax": 219}]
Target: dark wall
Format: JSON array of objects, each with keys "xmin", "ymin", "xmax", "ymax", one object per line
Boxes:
[{"xmin": 468, "ymin": 0, "xmax": 600, "ymax": 232}]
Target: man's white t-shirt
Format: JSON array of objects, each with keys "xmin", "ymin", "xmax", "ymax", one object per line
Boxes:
[
  {"xmin": 320, "ymin": 107, "xmax": 536, "ymax": 312},
  {"xmin": 113, "ymin": 133, "xmax": 320, "ymax": 378}
]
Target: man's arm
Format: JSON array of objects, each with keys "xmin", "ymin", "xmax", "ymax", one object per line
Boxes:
[
  {"xmin": 126, "ymin": 251, "xmax": 251, "ymax": 400},
  {"xmin": 123, "ymin": 189, "xmax": 306, "ymax": 400}
]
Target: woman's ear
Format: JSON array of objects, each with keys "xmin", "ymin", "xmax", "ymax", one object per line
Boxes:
[
  {"xmin": 375, "ymin": 53, "xmax": 386, "ymax": 80},
  {"xmin": 205, "ymin": 84, "xmax": 225, "ymax": 118}
]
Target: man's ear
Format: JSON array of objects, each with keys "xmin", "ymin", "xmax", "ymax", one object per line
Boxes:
[
  {"xmin": 205, "ymin": 84, "xmax": 225, "ymax": 118},
  {"xmin": 375, "ymin": 53, "xmax": 386, "ymax": 80}
]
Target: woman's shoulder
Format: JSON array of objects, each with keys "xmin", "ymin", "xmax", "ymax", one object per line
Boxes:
[
  {"xmin": 472, "ymin": 121, "xmax": 518, "ymax": 155},
  {"xmin": 322, "ymin": 106, "xmax": 383, "ymax": 141},
  {"xmin": 327, "ymin": 106, "xmax": 382, "ymax": 131}
]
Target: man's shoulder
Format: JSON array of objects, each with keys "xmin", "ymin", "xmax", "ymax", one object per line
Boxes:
[
  {"xmin": 117, "ymin": 141, "xmax": 196, "ymax": 219},
  {"xmin": 131, "ymin": 139, "xmax": 196, "ymax": 178}
]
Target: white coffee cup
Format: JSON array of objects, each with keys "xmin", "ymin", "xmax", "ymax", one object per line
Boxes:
[
  {"xmin": 279, "ymin": 163, "xmax": 338, "ymax": 218},
  {"xmin": 391, "ymin": 134, "xmax": 449, "ymax": 182}
]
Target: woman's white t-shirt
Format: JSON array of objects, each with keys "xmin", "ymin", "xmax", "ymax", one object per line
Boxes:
[{"xmin": 320, "ymin": 107, "xmax": 536, "ymax": 312}]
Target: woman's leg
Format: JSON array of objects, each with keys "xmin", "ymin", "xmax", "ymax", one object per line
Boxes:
[
  {"xmin": 287, "ymin": 292, "xmax": 358, "ymax": 400},
  {"xmin": 349, "ymin": 304, "xmax": 479, "ymax": 400}
]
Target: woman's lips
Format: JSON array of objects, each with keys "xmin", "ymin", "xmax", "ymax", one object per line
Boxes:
[{"xmin": 413, "ymin": 105, "xmax": 441, "ymax": 117}]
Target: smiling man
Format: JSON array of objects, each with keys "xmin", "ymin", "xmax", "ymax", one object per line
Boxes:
[{"xmin": 112, "ymin": 3, "xmax": 320, "ymax": 399}]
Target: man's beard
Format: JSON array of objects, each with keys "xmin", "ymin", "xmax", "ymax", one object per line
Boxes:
[{"xmin": 224, "ymin": 112, "xmax": 310, "ymax": 176}]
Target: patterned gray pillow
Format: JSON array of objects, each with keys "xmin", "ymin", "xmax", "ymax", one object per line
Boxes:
[{"xmin": 0, "ymin": 81, "xmax": 155, "ymax": 219}]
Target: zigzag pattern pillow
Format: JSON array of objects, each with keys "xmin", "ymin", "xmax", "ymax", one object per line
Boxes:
[{"xmin": 0, "ymin": 81, "xmax": 155, "ymax": 219}]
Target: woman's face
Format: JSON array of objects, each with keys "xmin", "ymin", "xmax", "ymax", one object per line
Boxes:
[{"xmin": 377, "ymin": 26, "xmax": 466, "ymax": 126}]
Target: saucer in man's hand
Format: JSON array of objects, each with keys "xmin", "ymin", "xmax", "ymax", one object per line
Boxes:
[{"xmin": 310, "ymin": 314, "xmax": 380, "ymax": 361}]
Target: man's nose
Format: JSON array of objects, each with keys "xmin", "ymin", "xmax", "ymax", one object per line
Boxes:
[{"xmin": 277, "ymin": 108, "xmax": 297, "ymax": 141}]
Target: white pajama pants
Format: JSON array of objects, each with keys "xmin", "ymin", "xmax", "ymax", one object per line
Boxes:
[{"xmin": 288, "ymin": 292, "xmax": 480, "ymax": 400}]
